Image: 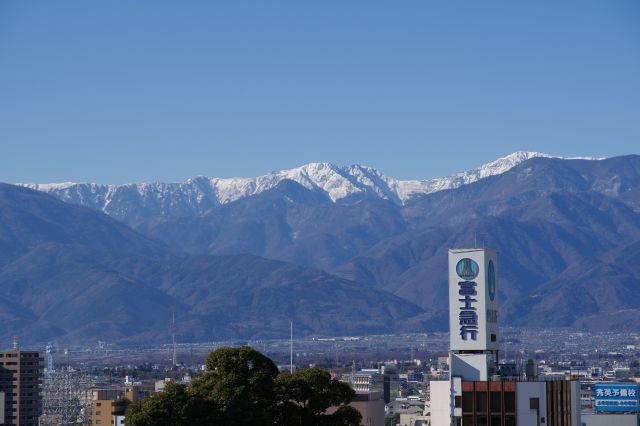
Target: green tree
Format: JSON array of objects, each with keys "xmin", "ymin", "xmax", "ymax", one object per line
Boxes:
[
  {"xmin": 275, "ymin": 367, "xmax": 362, "ymax": 426},
  {"xmin": 125, "ymin": 381, "xmax": 218, "ymax": 426},
  {"xmin": 126, "ymin": 347, "xmax": 362, "ymax": 426},
  {"xmin": 189, "ymin": 346, "xmax": 280, "ymax": 425}
]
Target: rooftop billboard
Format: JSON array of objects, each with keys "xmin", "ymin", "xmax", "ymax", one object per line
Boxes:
[{"xmin": 594, "ymin": 384, "xmax": 640, "ymax": 412}]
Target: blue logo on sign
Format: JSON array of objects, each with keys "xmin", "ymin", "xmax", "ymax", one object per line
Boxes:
[
  {"xmin": 456, "ymin": 258, "xmax": 479, "ymax": 280},
  {"xmin": 488, "ymin": 260, "xmax": 496, "ymax": 301}
]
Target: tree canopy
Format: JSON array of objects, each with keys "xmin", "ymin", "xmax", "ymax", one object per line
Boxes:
[
  {"xmin": 190, "ymin": 346, "xmax": 280, "ymax": 425},
  {"xmin": 275, "ymin": 367, "xmax": 362, "ymax": 425},
  {"xmin": 125, "ymin": 381, "xmax": 218, "ymax": 425},
  {"xmin": 125, "ymin": 346, "xmax": 362, "ymax": 426}
]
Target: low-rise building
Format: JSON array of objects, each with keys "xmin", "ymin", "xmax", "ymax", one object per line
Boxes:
[
  {"xmin": 92, "ymin": 390, "xmax": 127, "ymax": 426},
  {"xmin": 398, "ymin": 412, "xmax": 430, "ymax": 426},
  {"xmin": 326, "ymin": 391, "xmax": 385, "ymax": 425},
  {"xmin": 344, "ymin": 370, "xmax": 400, "ymax": 403},
  {"xmin": 386, "ymin": 398, "xmax": 425, "ymax": 417},
  {"xmin": 91, "ymin": 383, "xmax": 155, "ymax": 425}
]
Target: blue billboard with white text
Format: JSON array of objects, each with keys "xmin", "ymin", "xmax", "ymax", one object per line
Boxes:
[{"xmin": 594, "ymin": 384, "xmax": 640, "ymax": 412}]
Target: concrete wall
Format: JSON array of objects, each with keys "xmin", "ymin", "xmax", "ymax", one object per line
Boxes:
[
  {"xmin": 516, "ymin": 381, "xmax": 548, "ymax": 426},
  {"xmin": 570, "ymin": 381, "xmax": 582, "ymax": 426},
  {"xmin": 430, "ymin": 380, "xmax": 452, "ymax": 426},
  {"xmin": 451, "ymin": 353, "xmax": 490, "ymax": 381},
  {"xmin": 327, "ymin": 392, "xmax": 385, "ymax": 426},
  {"xmin": 351, "ymin": 398, "xmax": 385, "ymax": 426}
]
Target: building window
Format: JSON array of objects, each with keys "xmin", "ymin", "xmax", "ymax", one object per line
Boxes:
[
  {"xmin": 504, "ymin": 392, "xmax": 516, "ymax": 413},
  {"xmin": 490, "ymin": 392, "xmax": 501, "ymax": 412},
  {"xmin": 462, "ymin": 392, "xmax": 473, "ymax": 412},
  {"xmin": 530, "ymin": 397, "xmax": 540, "ymax": 410},
  {"xmin": 476, "ymin": 392, "xmax": 488, "ymax": 412}
]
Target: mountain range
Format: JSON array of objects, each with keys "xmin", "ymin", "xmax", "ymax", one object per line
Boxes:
[
  {"xmin": 0, "ymin": 183, "xmax": 421, "ymax": 345},
  {"xmin": 3, "ymin": 152, "xmax": 640, "ymax": 344},
  {"xmin": 23, "ymin": 151, "xmax": 595, "ymax": 225}
]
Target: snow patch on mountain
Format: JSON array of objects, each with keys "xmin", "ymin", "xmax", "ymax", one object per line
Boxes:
[{"xmin": 21, "ymin": 152, "xmax": 603, "ymax": 220}]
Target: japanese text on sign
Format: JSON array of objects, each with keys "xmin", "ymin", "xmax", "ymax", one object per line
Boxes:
[{"xmin": 458, "ymin": 281, "xmax": 478, "ymax": 340}]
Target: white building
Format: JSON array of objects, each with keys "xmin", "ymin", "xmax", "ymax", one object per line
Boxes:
[{"xmin": 429, "ymin": 248, "xmax": 581, "ymax": 426}]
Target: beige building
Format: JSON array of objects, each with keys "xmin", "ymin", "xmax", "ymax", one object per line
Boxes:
[
  {"xmin": 92, "ymin": 397, "xmax": 128, "ymax": 426},
  {"xmin": 91, "ymin": 384, "xmax": 154, "ymax": 425}
]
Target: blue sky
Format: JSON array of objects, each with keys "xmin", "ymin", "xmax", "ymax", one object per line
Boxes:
[{"xmin": 1, "ymin": 1, "xmax": 639, "ymax": 183}]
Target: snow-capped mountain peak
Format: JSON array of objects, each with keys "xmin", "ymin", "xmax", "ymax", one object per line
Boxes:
[{"xmin": 21, "ymin": 152, "xmax": 602, "ymax": 221}]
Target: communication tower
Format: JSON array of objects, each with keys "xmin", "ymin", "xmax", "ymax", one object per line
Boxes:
[{"xmin": 41, "ymin": 367, "xmax": 94, "ymax": 425}]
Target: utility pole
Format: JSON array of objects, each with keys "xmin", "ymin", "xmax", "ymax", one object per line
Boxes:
[{"xmin": 171, "ymin": 306, "xmax": 177, "ymax": 367}]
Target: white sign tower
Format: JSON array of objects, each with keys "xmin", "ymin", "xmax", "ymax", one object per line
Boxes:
[{"xmin": 448, "ymin": 247, "xmax": 499, "ymax": 380}]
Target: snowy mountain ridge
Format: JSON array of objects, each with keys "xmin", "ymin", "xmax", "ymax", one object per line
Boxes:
[{"xmin": 21, "ymin": 152, "xmax": 602, "ymax": 221}]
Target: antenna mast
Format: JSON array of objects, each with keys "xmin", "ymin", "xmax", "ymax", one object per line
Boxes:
[{"xmin": 290, "ymin": 321, "xmax": 293, "ymax": 373}]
